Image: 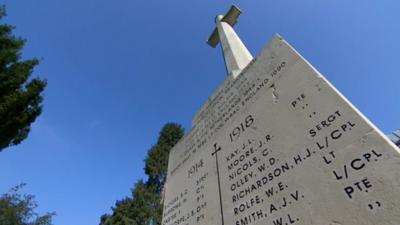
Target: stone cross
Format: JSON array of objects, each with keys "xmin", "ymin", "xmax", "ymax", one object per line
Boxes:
[
  {"xmin": 162, "ymin": 5, "xmax": 400, "ymax": 225},
  {"xmin": 207, "ymin": 5, "xmax": 253, "ymax": 78}
]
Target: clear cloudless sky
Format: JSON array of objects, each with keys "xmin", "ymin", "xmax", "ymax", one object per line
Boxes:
[{"xmin": 0, "ymin": 0, "xmax": 399, "ymax": 224}]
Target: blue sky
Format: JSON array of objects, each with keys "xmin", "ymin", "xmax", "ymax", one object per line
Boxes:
[{"xmin": 0, "ymin": 1, "xmax": 399, "ymax": 224}]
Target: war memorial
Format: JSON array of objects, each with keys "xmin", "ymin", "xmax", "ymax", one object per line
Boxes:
[{"xmin": 161, "ymin": 5, "xmax": 400, "ymax": 225}]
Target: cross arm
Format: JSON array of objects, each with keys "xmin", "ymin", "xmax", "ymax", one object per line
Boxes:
[{"xmin": 207, "ymin": 4, "xmax": 242, "ymax": 48}]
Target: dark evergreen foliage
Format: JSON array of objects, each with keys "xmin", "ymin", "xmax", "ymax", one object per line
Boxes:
[
  {"xmin": 0, "ymin": 5, "xmax": 47, "ymax": 151},
  {"xmin": 100, "ymin": 123, "xmax": 184, "ymax": 225},
  {"xmin": 145, "ymin": 123, "xmax": 184, "ymax": 193}
]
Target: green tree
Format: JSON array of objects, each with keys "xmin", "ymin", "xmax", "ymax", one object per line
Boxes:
[
  {"xmin": 0, "ymin": 5, "xmax": 47, "ymax": 151},
  {"xmin": 100, "ymin": 123, "xmax": 184, "ymax": 225},
  {"xmin": 0, "ymin": 183, "xmax": 55, "ymax": 225},
  {"xmin": 145, "ymin": 123, "xmax": 184, "ymax": 193},
  {"xmin": 100, "ymin": 181, "xmax": 160, "ymax": 225},
  {"xmin": 144, "ymin": 123, "xmax": 184, "ymax": 224}
]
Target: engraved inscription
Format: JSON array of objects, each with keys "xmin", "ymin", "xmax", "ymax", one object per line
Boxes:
[{"xmin": 162, "ymin": 35, "xmax": 400, "ymax": 225}]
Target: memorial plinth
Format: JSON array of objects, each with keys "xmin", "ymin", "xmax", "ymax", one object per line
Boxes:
[{"xmin": 162, "ymin": 6, "xmax": 400, "ymax": 225}]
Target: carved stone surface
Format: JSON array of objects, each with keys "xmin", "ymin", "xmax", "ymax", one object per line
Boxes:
[{"xmin": 162, "ymin": 35, "xmax": 400, "ymax": 225}]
